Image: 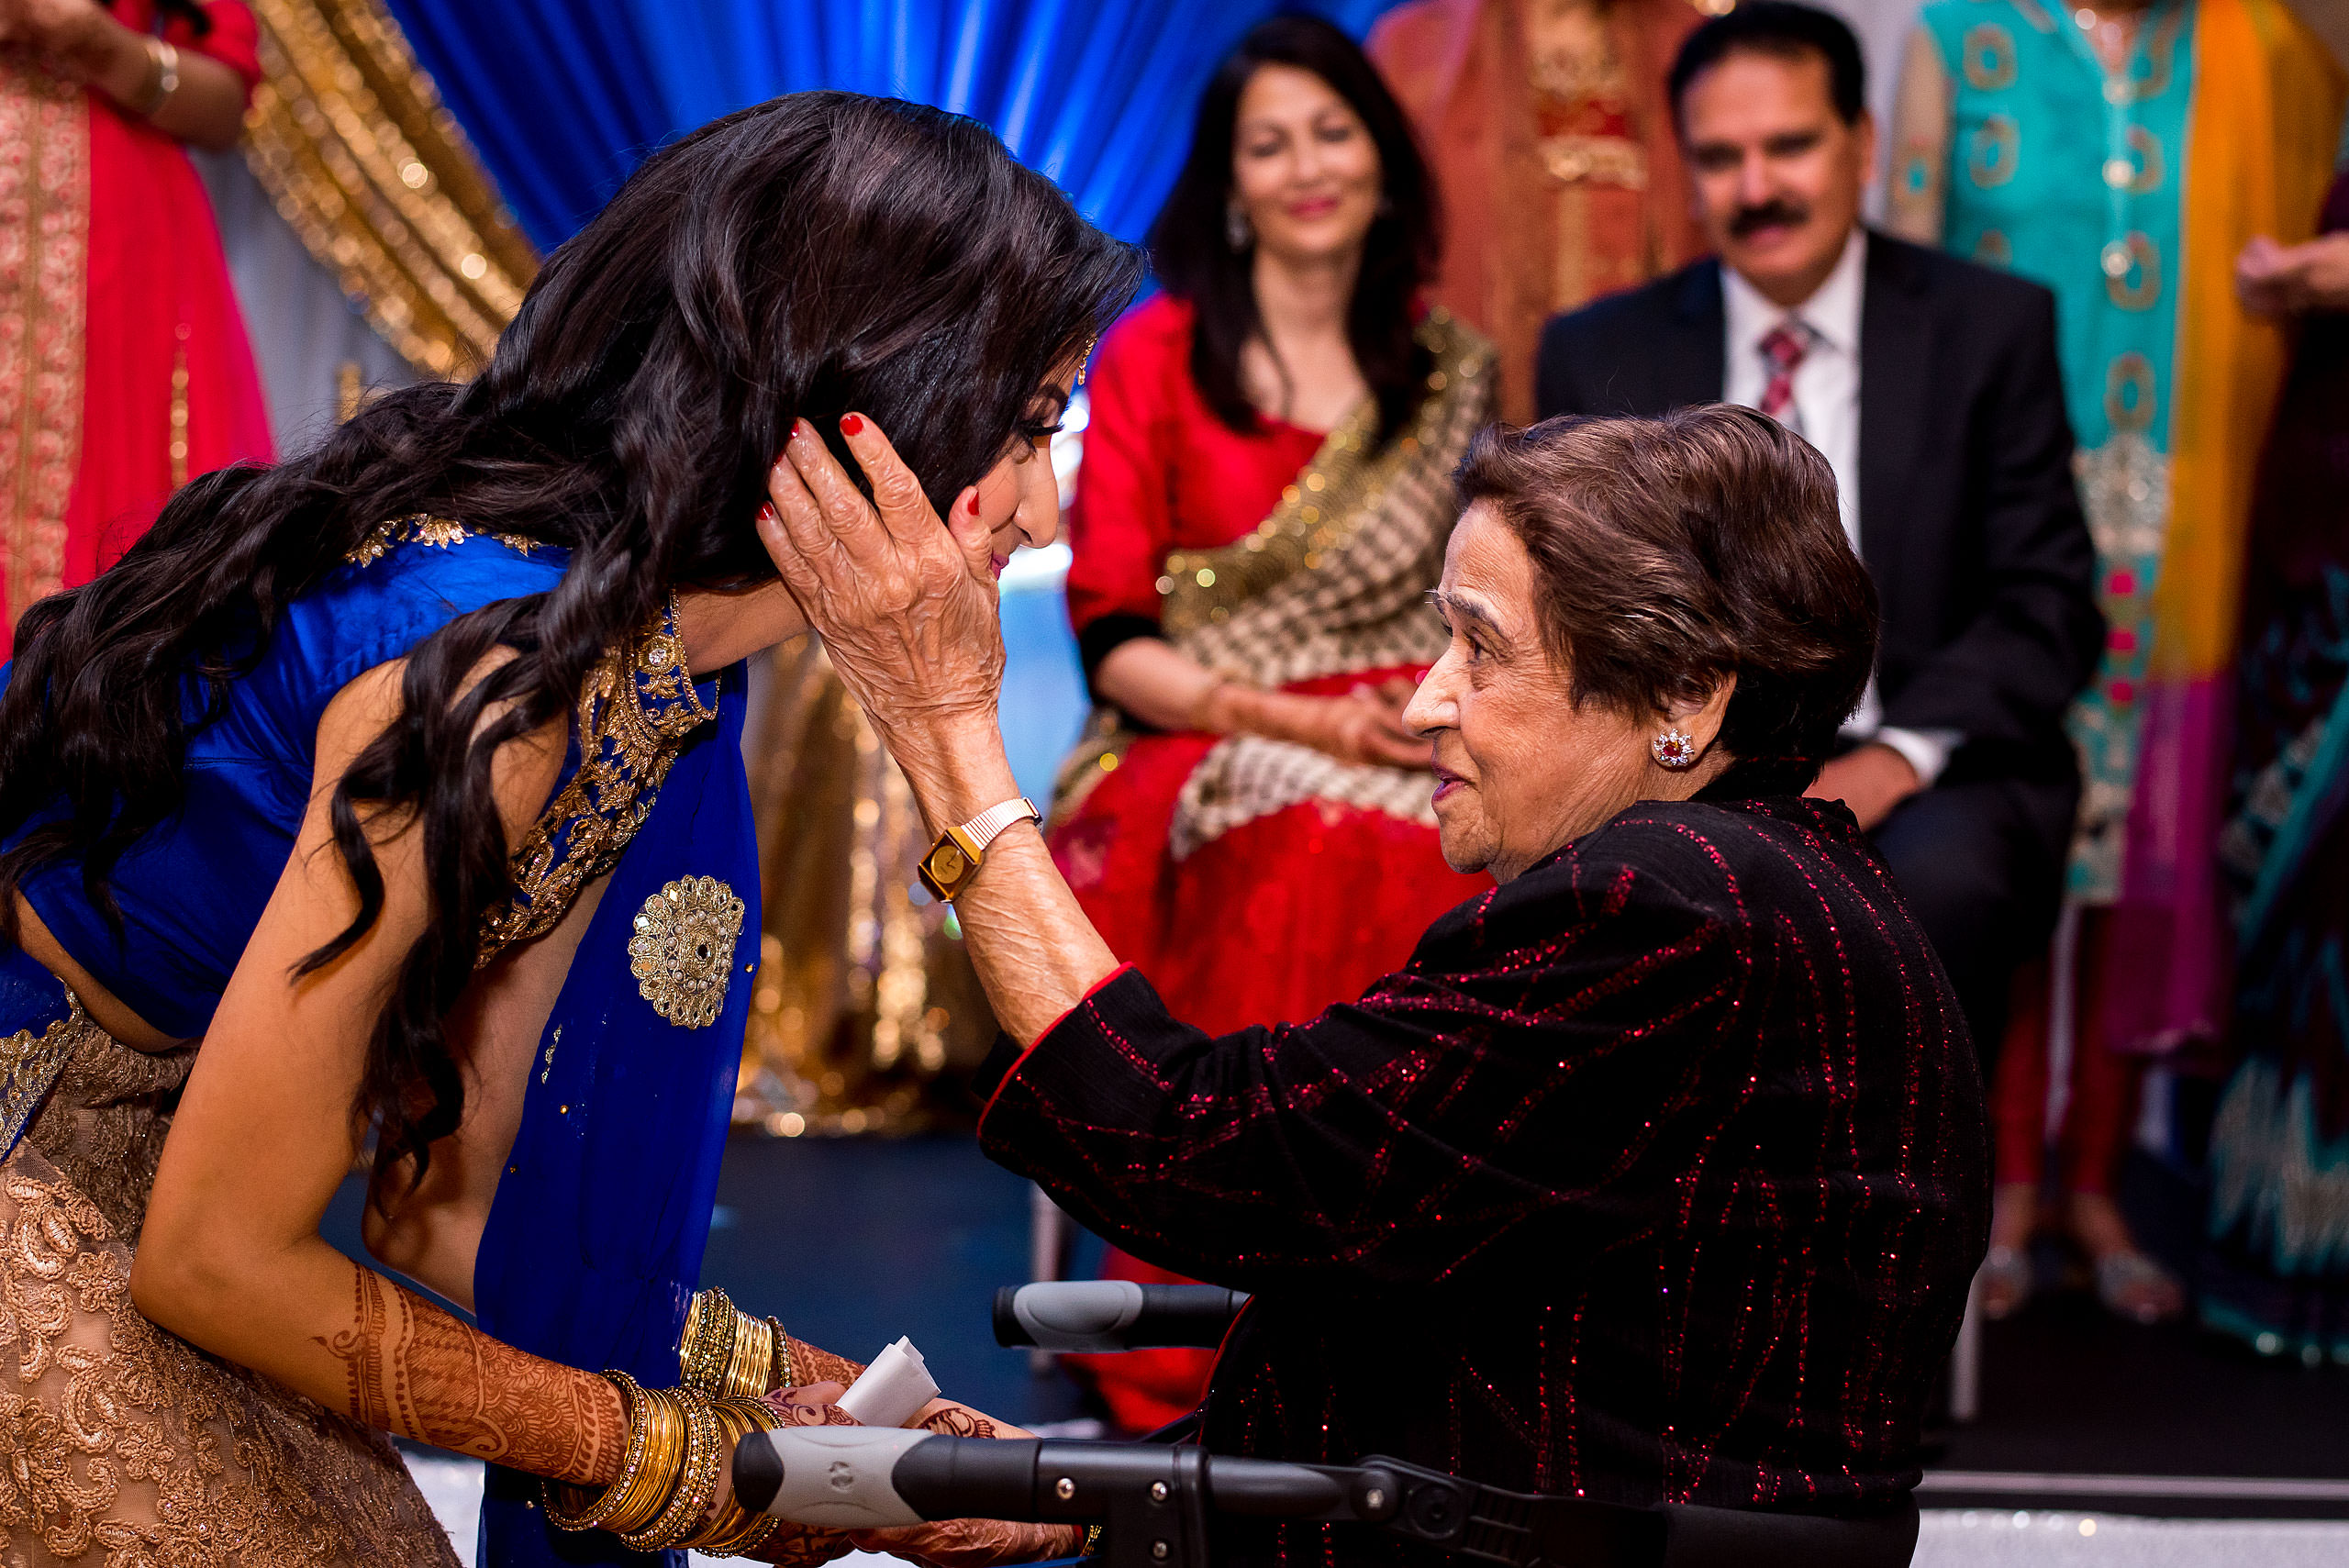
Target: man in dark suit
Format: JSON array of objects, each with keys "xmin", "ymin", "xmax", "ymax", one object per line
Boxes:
[{"xmin": 1538, "ymin": 1, "xmax": 2101, "ymax": 1068}]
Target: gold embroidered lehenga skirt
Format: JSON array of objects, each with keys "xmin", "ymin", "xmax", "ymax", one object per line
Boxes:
[{"xmin": 0, "ymin": 1009, "xmax": 456, "ymax": 1566}]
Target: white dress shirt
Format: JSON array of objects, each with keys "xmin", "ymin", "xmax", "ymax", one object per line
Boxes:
[{"xmin": 1721, "ymin": 228, "xmax": 1958, "ymax": 786}]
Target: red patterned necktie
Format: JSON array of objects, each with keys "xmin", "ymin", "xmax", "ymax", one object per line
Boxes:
[{"xmin": 1757, "ymin": 321, "xmax": 1812, "ymax": 427}]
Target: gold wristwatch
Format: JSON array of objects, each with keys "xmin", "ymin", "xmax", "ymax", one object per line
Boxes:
[{"xmin": 917, "ymin": 795, "xmax": 1041, "ymax": 903}]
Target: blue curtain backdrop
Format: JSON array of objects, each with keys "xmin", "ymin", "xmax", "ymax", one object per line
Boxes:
[{"xmin": 382, "ymin": 0, "xmax": 1408, "ymax": 252}]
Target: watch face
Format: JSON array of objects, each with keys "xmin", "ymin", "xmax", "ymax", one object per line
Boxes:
[{"xmin": 930, "ymin": 842, "xmax": 967, "ymax": 884}]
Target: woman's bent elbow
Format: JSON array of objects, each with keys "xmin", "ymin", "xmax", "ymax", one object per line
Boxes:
[{"xmin": 128, "ymin": 1221, "xmax": 252, "ymax": 1343}]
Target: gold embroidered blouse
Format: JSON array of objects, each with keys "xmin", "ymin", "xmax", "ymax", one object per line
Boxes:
[{"xmin": 342, "ymin": 516, "xmax": 718, "ymax": 964}]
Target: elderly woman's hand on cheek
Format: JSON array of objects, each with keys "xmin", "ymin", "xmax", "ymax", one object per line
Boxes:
[{"xmin": 758, "ymin": 416, "xmax": 1008, "ymax": 765}]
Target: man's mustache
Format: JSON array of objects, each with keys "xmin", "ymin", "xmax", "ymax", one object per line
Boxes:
[{"xmin": 1729, "ymin": 199, "xmax": 1809, "ymax": 237}]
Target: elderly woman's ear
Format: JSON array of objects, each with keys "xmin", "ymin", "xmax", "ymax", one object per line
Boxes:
[{"xmin": 1653, "ymin": 674, "xmax": 1738, "ymax": 776}]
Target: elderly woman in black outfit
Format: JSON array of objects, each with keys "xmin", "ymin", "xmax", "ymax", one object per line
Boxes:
[{"xmin": 760, "ymin": 404, "xmax": 1987, "ymax": 1561}]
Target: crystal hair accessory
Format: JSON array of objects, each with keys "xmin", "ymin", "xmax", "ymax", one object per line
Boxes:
[{"xmin": 1652, "ymin": 728, "xmax": 1699, "ymax": 770}]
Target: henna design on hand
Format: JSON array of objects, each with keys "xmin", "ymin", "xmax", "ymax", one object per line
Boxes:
[
  {"xmin": 756, "ymin": 1521, "xmax": 857, "ymax": 1567},
  {"xmin": 784, "ymin": 1336, "xmax": 864, "ymax": 1390},
  {"xmin": 918, "ymin": 1404, "xmax": 999, "ymax": 1440},
  {"xmin": 314, "ymin": 1269, "xmax": 626, "ymax": 1484},
  {"xmin": 760, "ymin": 1388, "xmax": 857, "ymax": 1428},
  {"xmin": 850, "ymin": 1520, "xmax": 1086, "ymax": 1568}
]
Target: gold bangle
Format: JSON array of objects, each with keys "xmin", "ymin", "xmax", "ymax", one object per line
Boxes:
[
  {"xmin": 623, "ymin": 1388, "xmax": 726, "ymax": 1551},
  {"xmin": 722, "ymin": 1307, "xmax": 774, "ymax": 1399},
  {"xmin": 769, "ymin": 1318, "xmax": 797, "ymax": 1390},
  {"xmin": 687, "ymin": 1397, "xmax": 785, "ymax": 1556},
  {"xmin": 135, "ymin": 37, "xmax": 179, "ymax": 117},
  {"xmin": 606, "ymin": 1384, "xmax": 688, "ymax": 1535},
  {"xmin": 681, "ymin": 1288, "xmax": 736, "ymax": 1393},
  {"xmin": 703, "ymin": 1513, "xmax": 781, "ymax": 1558},
  {"xmin": 543, "ymin": 1372, "xmax": 659, "ymax": 1532},
  {"xmin": 685, "ymin": 1288, "xmax": 786, "ymax": 1397}
]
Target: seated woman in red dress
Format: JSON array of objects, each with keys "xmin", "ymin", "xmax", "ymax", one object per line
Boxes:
[
  {"xmin": 0, "ymin": 0, "xmax": 273, "ymax": 654},
  {"xmin": 1052, "ymin": 16, "xmax": 1495, "ymax": 1429}
]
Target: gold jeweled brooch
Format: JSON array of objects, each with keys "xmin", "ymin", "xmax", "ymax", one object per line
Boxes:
[{"xmin": 629, "ymin": 875, "xmax": 746, "ymax": 1029}]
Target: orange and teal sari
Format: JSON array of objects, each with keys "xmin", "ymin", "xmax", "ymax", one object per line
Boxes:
[{"xmin": 1920, "ymin": 0, "xmax": 2345, "ymax": 1053}]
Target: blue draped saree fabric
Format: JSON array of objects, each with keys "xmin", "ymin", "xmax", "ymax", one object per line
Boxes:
[
  {"xmin": 474, "ymin": 663, "xmax": 760, "ymax": 1568},
  {"xmin": 380, "ymin": 0, "xmax": 1406, "ymax": 250},
  {"xmin": 0, "ymin": 940, "xmax": 78, "ymax": 1160}
]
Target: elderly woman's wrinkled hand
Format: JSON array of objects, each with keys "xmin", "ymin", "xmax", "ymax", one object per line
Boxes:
[{"xmin": 760, "ymin": 417, "xmax": 1007, "ymax": 753}]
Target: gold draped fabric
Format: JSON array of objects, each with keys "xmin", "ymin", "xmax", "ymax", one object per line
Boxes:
[
  {"xmin": 736, "ymin": 641, "xmax": 996, "ymax": 1135},
  {"xmin": 239, "ymin": 0, "xmax": 535, "ymax": 378},
  {"xmin": 0, "ymin": 62, "xmax": 89, "ymax": 626}
]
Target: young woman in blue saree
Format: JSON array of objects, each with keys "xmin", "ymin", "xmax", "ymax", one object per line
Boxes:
[{"xmin": 0, "ymin": 92, "xmax": 1137, "ymax": 1568}]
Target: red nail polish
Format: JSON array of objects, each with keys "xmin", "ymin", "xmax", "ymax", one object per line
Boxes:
[
  {"xmin": 757, "ymin": 501, "xmax": 776, "ymax": 523},
  {"xmin": 840, "ymin": 413, "xmax": 864, "ymax": 436},
  {"xmin": 965, "ymin": 494, "xmax": 981, "ymax": 516}
]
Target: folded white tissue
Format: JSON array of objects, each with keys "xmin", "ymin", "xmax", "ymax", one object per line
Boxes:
[{"xmin": 835, "ymin": 1337, "xmax": 941, "ymax": 1429}]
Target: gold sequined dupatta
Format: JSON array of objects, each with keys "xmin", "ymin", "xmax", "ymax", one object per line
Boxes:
[{"xmin": 0, "ymin": 61, "xmax": 89, "ymax": 629}]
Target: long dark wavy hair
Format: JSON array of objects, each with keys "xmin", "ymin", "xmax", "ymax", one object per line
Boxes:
[
  {"xmin": 0, "ymin": 93, "xmax": 1140, "ymax": 1194},
  {"xmin": 1149, "ymin": 13, "xmax": 1438, "ymax": 442}
]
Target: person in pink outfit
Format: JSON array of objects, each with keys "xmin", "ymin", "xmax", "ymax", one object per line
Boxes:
[{"xmin": 0, "ymin": 0, "xmax": 273, "ymax": 656}]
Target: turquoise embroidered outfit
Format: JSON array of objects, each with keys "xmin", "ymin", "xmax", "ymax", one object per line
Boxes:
[
  {"xmin": 0, "ymin": 522, "xmax": 757, "ymax": 1568},
  {"xmin": 1914, "ymin": 0, "xmax": 2343, "ymax": 1054},
  {"xmin": 1919, "ymin": 0, "xmax": 2188, "ymax": 905}
]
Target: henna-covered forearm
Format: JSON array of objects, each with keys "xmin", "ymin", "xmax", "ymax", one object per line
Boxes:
[
  {"xmin": 782, "ymin": 1335, "xmax": 864, "ymax": 1391},
  {"xmin": 316, "ymin": 1268, "xmax": 626, "ymax": 1485}
]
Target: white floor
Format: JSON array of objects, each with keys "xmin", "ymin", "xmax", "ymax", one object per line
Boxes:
[
  {"xmin": 1913, "ymin": 1509, "xmax": 2349, "ymax": 1567},
  {"xmin": 405, "ymin": 1451, "xmax": 2349, "ymax": 1568}
]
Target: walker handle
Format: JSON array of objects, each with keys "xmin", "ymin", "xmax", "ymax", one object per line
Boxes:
[{"xmin": 992, "ymin": 1282, "xmax": 1249, "ymax": 1351}]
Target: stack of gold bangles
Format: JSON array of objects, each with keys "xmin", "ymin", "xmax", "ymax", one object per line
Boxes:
[
  {"xmin": 680, "ymin": 1285, "xmax": 797, "ymax": 1396},
  {"xmin": 541, "ymin": 1372, "xmax": 783, "ymax": 1554},
  {"xmin": 541, "ymin": 1290, "xmax": 802, "ymax": 1554}
]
